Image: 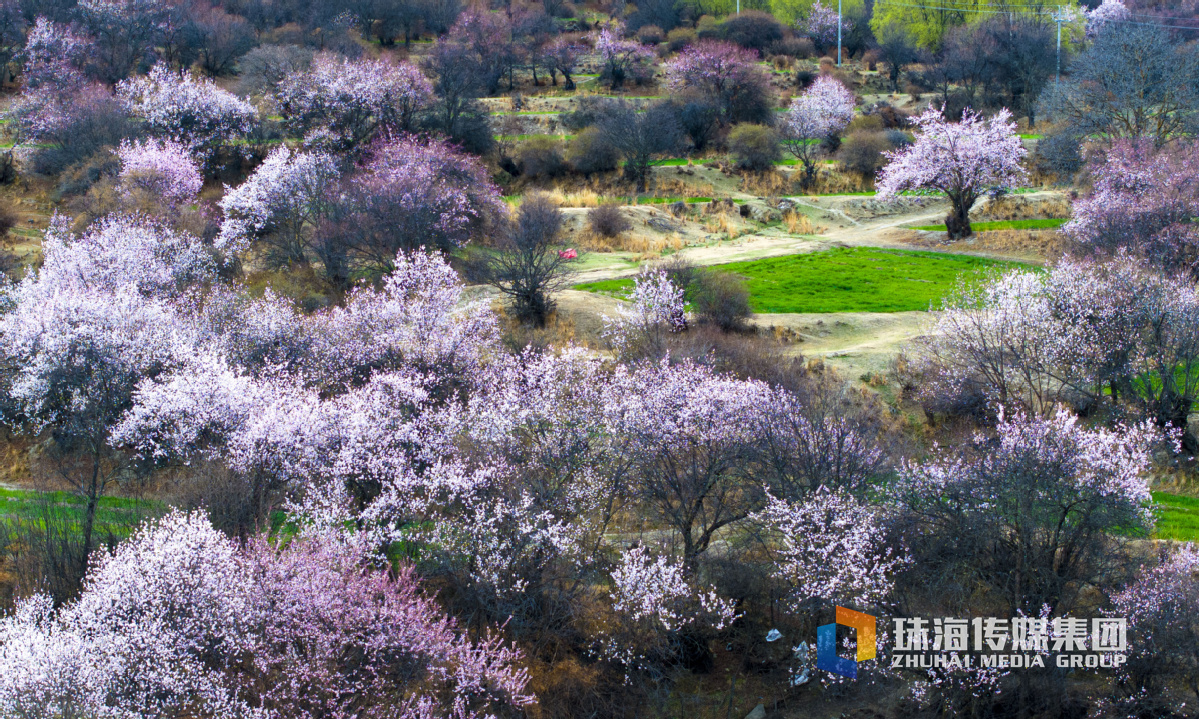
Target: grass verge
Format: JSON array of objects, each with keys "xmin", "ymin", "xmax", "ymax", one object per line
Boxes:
[
  {"xmin": 575, "ymin": 247, "xmax": 1031, "ymax": 313},
  {"xmin": 1153, "ymin": 491, "xmax": 1199, "ymax": 541},
  {"xmin": 911, "ymin": 218, "xmax": 1067, "ymax": 232}
]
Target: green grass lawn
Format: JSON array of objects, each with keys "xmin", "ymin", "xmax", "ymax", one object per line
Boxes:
[
  {"xmin": 1153, "ymin": 491, "xmax": 1199, "ymax": 540},
  {"xmin": 0, "ymin": 487, "xmax": 162, "ymax": 536},
  {"xmin": 911, "ymin": 218, "xmax": 1067, "ymax": 232},
  {"xmin": 575, "ymin": 247, "xmax": 1031, "ymax": 313}
]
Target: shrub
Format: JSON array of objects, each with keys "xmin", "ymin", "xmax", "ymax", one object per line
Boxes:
[
  {"xmin": 691, "ymin": 271, "xmax": 752, "ymax": 330},
  {"xmin": 666, "ymin": 27, "xmax": 696, "ymax": 52},
  {"xmin": 876, "ymin": 104, "xmax": 910, "ymax": 128},
  {"xmin": 567, "ymin": 127, "xmax": 621, "ymax": 174},
  {"xmin": 838, "ymin": 131, "xmax": 891, "ymax": 177},
  {"xmin": 795, "ymin": 69, "xmax": 816, "ymax": 89},
  {"xmin": 637, "ymin": 24, "xmax": 665, "ymax": 45},
  {"xmin": 770, "ymin": 37, "xmax": 815, "ymax": 59},
  {"xmin": 884, "ymin": 129, "xmax": 913, "ymax": 149},
  {"xmin": 728, "ymin": 123, "xmax": 781, "ymax": 171},
  {"xmin": 696, "ymin": 15, "xmax": 721, "ymax": 40},
  {"xmin": 718, "ymin": 10, "xmax": 784, "ymax": 53},
  {"xmin": 589, "ymin": 203, "xmax": 632, "ymax": 237},
  {"xmin": 846, "ymin": 114, "xmax": 884, "ymax": 133},
  {"xmin": 1034, "ymin": 128, "xmax": 1084, "ymax": 180},
  {"xmin": 561, "ymin": 95, "xmax": 621, "ymax": 131},
  {"xmin": 515, "ymin": 136, "xmax": 567, "ymax": 178},
  {"xmin": 56, "ymin": 150, "xmax": 122, "ymax": 198},
  {"xmin": 0, "ymin": 203, "xmax": 16, "ymax": 238}
]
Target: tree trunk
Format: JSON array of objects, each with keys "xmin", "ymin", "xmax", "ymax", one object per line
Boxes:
[
  {"xmin": 946, "ymin": 198, "xmax": 972, "ymax": 240},
  {"xmin": 81, "ymin": 457, "xmax": 101, "ymax": 574}
]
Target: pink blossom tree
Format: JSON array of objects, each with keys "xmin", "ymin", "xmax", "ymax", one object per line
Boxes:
[
  {"xmin": 116, "ymin": 138, "xmax": 203, "ymax": 208},
  {"xmin": 0, "ymin": 215, "xmax": 210, "ymax": 570},
  {"xmin": 0, "ymin": 512, "xmax": 258, "ymax": 718},
  {"xmin": 276, "ymin": 53, "xmax": 433, "ymax": 156},
  {"xmin": 755, "ymin": 487, "xmax": 909, "ymax": 611},
  {"xmin": 601, "ymin": 267, "xmax": 690, "ymax": 359},
  {"xmin": 599, "ymin": 544, "xmax": 737, "ymax": 676},
  {"xmin": 541, "ymin": 36, "xmax": 583, "ymax": 90},
  {"xmin": 245, "ymin": 530, "xmax": 535, "ymax": 719},
  {"xmin": 1110, "ymin": 544, "xmax": 1199, "ymax": 713},
  {"xmin": 1086, "ymin": 0, "xmax": 1130, "ymax": 37},
  {"xmin": 117, "ymin": 64, "xmax": 259, "ymax": 164},
  {"xmin": 19, "ymin": 16, "xmax": 89, "ymax": 92},
  {"xmin": 782, "ymin": 75, "xmax": 856, "ymax": 187},
  {"xmin": 664, "ymin": 40, "xmax": 774, "ymax": 126},
  {"xmin": 216, "ymin": 145, "xmax": 340, "ymax": 264},
  {"xmin": 800, "ymin": 0, "xmax": 852, "ymax": 51},
  {"xmin": 877, "ymin": 106, "xmax": 1027, "ymax": 239},
  {"xmin": 595, "ymin": 27, "xmax": 655, "ymax": 89},
  {"xmin": 892, "ymin": 409, "xmax": 1156, "ymax": 615},
  {"xmin": 320, "ymin": 134, "xmax": 504, "ymax": 280},
  {"xmin": 1065, "ymin": 139, "xmax": 1199, "ymax": 276},
  {"xmin": 607, "ymin": 359, "xmax": 773, "ymax": 571}
]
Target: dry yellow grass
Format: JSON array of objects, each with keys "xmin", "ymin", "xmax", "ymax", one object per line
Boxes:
[
  {"xmin": 741, "ymin": 170, "xmax": 790, "ymax": 197},
  {"xmin": 783, "ymin": 209, "xmax": 814, "ymax": 234},
  {"xmin": 975, "ymin": 195, "xmax": 1071, "ymax": 222}
]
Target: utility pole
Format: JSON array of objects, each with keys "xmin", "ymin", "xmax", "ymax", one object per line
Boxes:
[
  {"xmin": 1051, "ymin": 7, "xmax": 1069, "ymax": 86},
  {"xmin": 837, "ymin": 0, "xmax": 843, "ymax": 66}
]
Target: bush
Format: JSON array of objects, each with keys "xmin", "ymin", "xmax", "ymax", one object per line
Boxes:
[
  {"xmin": 846, "ymin": 114, "xmax": 884, "ymax": 133},
  {"xmin": 692, "ymin": 271, "xmax": 752, "ymax": 330},
  {"xmin": 666, "ymin": 27, "xmax": 696, "ymax": 52},
  {"xmin": 718, "ymin": 10, "xmax": 784, "ymax": 53},
  {"xmin": 884, "ymin": 129, "xmax": 913, "ymax": 149},
  {"xmin": 876, "ymin": 104, "xmax": 910, "ymax": 128},
  {"xmin": 637, "ymin": 24, "xmax": 665, "ymax": 45},
  {"xmin": 728, "ymin": 123, "xmax": 781, "ymax": 171},
  {"xmin": 795, "ymin": 69, "xmax": 815, "ymax": 89},
  {"xmin": 515, "ymin": 136, "xmax": 567, "ymax": 178},
  {"xmin": 561, "ymin": 95, "xmax": 621, "ymax": 131},
  {"xmin": 770, "ymin": 37, "xmax": 815, "ymax": 59},
  {"xmin": 0, "ymin": 203, "xmax": 17, "ymax": 238},
  {"xmin": 56, "ymin": 150, "xmax": 121, "ymax": 198},
  {"xmin": 838, "ymin": 131, "xmax": 891, "ymax": 178},
  {"xmin": 588, "ymin": 203, "xmax": 631, "ymax": 237},
  {"xmin": 696, "ymin": 15, "xmax": 721, "ymax": 40},
  {"xmin": 1034, "ymin": 129, "xmax": 1084, "ymax": 180},
  {"xmin": 567, "ymin": 127, "xmax": 620, "ymax": 174}
]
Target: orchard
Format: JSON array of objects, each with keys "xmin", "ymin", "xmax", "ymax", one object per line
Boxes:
[{"xmin": 0, "ymin": 0, "xmax": 1198, "ymax": 717}]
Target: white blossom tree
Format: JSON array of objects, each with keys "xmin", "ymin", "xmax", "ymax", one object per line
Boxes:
[{"xmin": 877, "ymin": 106, "xmax": 1027, "ymax": 239}]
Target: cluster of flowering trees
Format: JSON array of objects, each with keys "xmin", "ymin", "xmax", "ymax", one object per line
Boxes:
[
  {"xmin": 216, "ymin": 134, "xmax": 501, "ymax": 283},
  {"xmin": 913, "ymin": 254, "xmax": 1199, "ymax": 447},
  {"xmin": 0, "ymin": 512, "xmax": 534, "ymax": 718},
  {"xmin": 117, "ymin": 64, "xmax": 259, "ymax": 163},
  {"xmin": 1066, "ymin": 139, "xmax": 1199, "ymax": 276},
  {"xmin": 276, "ymin": 53, "xmax": 433, "ymax": 156}
]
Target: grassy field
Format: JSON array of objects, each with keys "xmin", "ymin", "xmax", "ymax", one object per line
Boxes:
[
  {"xmin": 1153, "ymin": 491, "xmax": 1199, "ymax": 540},
  {"xmin": 575, "ymin": 247, "xmax": 1031, "ymax": 313},
  {"xmin": 0, "ymin": 487, "xmax": 162, "ymax": 536},
  {"xmin": 911, "ymin": 218, "xmax": 1067, "ymax": 232}
]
